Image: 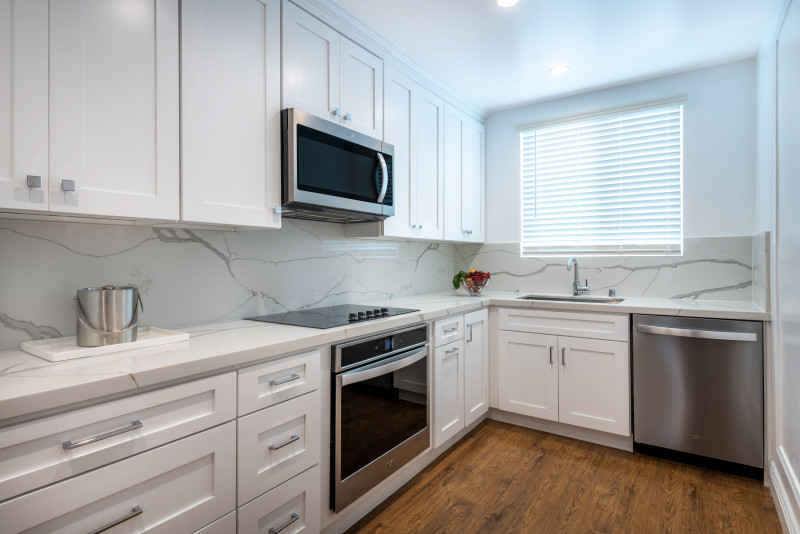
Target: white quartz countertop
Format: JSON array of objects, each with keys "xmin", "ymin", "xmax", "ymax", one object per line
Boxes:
[{"xmin": 0, "ymin": 291, "xmax": 768, "ymax": 423}]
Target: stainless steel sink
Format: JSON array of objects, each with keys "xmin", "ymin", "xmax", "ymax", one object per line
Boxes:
[{"xmin": 518, "ymin": 294, "xmax": 625, "ymax": 304}]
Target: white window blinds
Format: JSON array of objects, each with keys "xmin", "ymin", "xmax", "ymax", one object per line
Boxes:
[{"xmin": 520, "ymin": 102, "xmax": 683, "ymax": 256}]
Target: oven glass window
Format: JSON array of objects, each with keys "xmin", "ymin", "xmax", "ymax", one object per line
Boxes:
[
  {"xmin": 297, "ymin": 124, "xmax": 392, "ymax": 205},
  {"xmin": 339, "ymin": 356, "xmax": 428, "ymax": 481}
]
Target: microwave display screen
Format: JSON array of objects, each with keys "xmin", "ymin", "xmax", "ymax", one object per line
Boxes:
[{"xmin": 296, "ymin": 124, "xmax": 392, "ymax": 205}]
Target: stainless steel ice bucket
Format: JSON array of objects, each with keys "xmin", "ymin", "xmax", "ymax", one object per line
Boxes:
[{"xmin": 75, "ymin": 286, "xmax": 143, "ymax": 347}]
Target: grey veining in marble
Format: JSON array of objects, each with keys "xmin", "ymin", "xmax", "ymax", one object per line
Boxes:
[
  {"xmin": 455, "ymin": 236, "xmax": 755, "ymax": 302},
  {"xmin": 0, "ymin": 219, "xmax": 454, "ymax": 352}
]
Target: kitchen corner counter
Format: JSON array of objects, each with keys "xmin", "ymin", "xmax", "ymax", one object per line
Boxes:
[{"xmin": 0, "ymin": 292, "xmax": 767, "ymax": 423}]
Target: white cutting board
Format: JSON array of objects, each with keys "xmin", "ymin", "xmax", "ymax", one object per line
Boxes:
[{"xmin": 21, "ymin": 327, "xmax": 190, "ymax": 362}]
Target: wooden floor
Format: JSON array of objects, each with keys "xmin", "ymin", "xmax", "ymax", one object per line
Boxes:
[{"xmin": 347, "ymin": 420, "xmax": 781, "ymax": 534}]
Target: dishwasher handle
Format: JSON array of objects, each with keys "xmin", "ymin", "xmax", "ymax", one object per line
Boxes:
[{"xmin": 636, "ymin": 324, "xmax": 758, "ymax": 342}]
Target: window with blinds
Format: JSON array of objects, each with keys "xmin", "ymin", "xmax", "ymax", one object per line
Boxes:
[{"xmin": 519, "ymin": 101, "xmax": 683, "ymax": 256}]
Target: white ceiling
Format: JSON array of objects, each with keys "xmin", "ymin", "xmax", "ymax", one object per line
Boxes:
[{"xmin": 331, "ymin": 0, "xmax": 774, "ymax": 113}]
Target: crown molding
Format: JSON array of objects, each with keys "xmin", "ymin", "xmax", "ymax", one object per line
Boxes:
[{"xmin": 286, "ymin": 0, "xmax": 488, "ymax": 122}]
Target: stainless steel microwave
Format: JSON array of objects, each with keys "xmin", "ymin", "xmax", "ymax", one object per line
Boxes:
[{"xmin": 281, "ymin": 108, "xmax": 394, "ymax": 223}]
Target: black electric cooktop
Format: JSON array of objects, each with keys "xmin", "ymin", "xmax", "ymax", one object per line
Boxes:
[{"xmin": 245, "ymin": 304, "xmax": 419, "ymax": 329}]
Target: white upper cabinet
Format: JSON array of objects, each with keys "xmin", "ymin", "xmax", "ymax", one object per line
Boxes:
[
  {"xmin": 367, "ymin": 66, "xmax": 443, "ymax": 240},
  {"xmin": 0, "ymin": 0, "xmax": 49, "ymax": 212},
  {"xmin": 412, "ymin": 84, "xmax": 445, "ymax": 240},
  {"xmin": 181, "ymin": 0, "xmax": 281, "ymax": 228},
  {"xmin": 381, "ymin": 68, "xmax": 415, "ymax": 237},
  {"xmin": 48, "ymin": 0, "xmax": 180, "ymax": 220},
  {"xmin": 282, "ymin": 1, "xmax": 383, "ymax": 139},
  {"xmin": 282, "ymin": 1, "xmax": 340, "ymax": 123},
  {"xmin": 339, "ymin": 36, "xmax": 384, "ymax": 139},
  {"xmin": 444, "ymin": 103, "xmax": 485, "ymax": 242}
]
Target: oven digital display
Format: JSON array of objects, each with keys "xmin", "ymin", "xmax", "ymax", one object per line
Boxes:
[{"xmin": 384, "ymin": 338, "xmax": 393, "ymax": 351}]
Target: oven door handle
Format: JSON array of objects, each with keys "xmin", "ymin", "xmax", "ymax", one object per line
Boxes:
[{"xmin": 340, "ymin": 345, "xmax": 428, "ymax": 386}]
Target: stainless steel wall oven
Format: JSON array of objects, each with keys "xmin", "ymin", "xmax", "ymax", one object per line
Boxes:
[{"xmin": 331, "ymin": 324, "xmax": 430, "ymax": 512}]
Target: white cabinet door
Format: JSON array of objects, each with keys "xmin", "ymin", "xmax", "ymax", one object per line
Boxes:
[
  {"xmin": 282, "ymin": 0, "xmax": 340, "ymax": 124},
  {"xmin": 498, "ymin": 330, "xmax": 559, "ymax": 421},
  {"xmin": 558, "ymin": 337, "xmax": 630, "ymax": 436},
  {"xmin": 443, "ymin": 103, "xmax": 464, "ymax": 242},
  {"xmin": 181, "ymin": 0, "xmax": 281, "ymax": 228},
  {"xmin": 0, "ymin": 0, "xmax": 49, "ymax": 211},
  {"xmin": 464, "ymin": 309, "xmax": 489, "ymax": 426},
  {"xmin": 412, "ymin": 85, "xmax": 444, "ymax": 240},
  {"xmin": 461, "ymin": 115, "xmax": 485, "ymax": 242},
  {"xmin": 48, "ymin": 0, "xmax": 180, "ymax": 220},
  {"xmin": 381, "ymin": 66, "xmax": 415, "ymax": 238},
  {"xmin": 339, "ymin": 36, "xmax": 383, "ymax": 139},
  {"xmin": 433, "ymin": 338, "xmax": 464, "ymax": 447}
]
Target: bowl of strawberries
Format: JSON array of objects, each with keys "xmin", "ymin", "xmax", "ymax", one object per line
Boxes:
[{"xmin": 453, "ymin": 269, "xmax": 491, "ymax": 296}]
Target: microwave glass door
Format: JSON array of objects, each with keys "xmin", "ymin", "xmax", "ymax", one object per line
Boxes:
[{"xmin": 296, "ymin": 124, "xmax": 391, "ymax": 205}]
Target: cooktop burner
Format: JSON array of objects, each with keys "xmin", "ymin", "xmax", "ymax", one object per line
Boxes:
[{"xmin": 245, "ymin": 304, "xmax": 419, "ymax": 329}]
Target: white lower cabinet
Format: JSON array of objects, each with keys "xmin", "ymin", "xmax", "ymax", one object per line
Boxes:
[
  {"xmin": 433, "ymin": 338, "xmax": 465, "ymax": 447},
  {"xmin": 498, "ymin": 311, "xmax": 631, "ymax": 437},
  {"xmin": 463, "ymin": 309, "xmax": 490, "ymax": 426},
  {"xmin": 498, "ymin": 330, "xmax": 558, "ymax": 421},
  {"xmin": 433, "ymin": 310, "xmax": 489, "ymax": 447},
  {"xmin": 557, "ymin": 336, "xmax": 630, "ymax": 435},
  {"xmin": 0, "ymin": 422, "xmax": 236, "ymax": 534},
  {"xmin": 238, "ymin": 466, "xmax": 321, "ymax": 534},
  {"xmin": 238, "ymin": 390, "xmax": 321, "ymax": 505}
]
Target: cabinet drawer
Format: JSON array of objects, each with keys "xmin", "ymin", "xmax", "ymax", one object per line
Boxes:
[
  {"xmin": 195, "ymin": 511, "xmax": 236, "ymax": 534},
  {"xmin": 238, "ymin": 465, "xmax": 320, "ymax": 534},
  {"xmin": 238, "ymin": 349, "xmax": 321, "ymax": 416},
  {"xmin": 0, "ymin": 372, "xmax": 236, "ymax": 503},
  {"xmin": 238, "ymin": 390, "xmax": 321, "ymax": 506},
  {"xmin": 433, "ymin": 315, "xmax": 464, "ymax": 347},
  {"xmin": 0, "ymin": 422, "xmax": 236, "ymax": 534},
  {"xmin": 499, "ymin": 308, "xmax": 629, "ymax": 341}
]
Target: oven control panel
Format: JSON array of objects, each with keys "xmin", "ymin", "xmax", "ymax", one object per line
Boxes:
[{"xmin": 334, "ymin": 323, "xmax": 428, "ymax": 372}]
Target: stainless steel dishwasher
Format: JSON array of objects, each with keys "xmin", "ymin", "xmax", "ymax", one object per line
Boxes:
[{"xmin": 632, "ymin": 314, "xmax": 763, "ymax": 478}]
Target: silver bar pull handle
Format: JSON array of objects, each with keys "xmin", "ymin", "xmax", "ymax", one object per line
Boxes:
[
  {"xmin": 64, "ymin": 420, "xmax": 143, "ymax": 450},
  {"xmin": 549, "ymin": 346, "xmax": 553, "ymax": 365},
  {"xmin": 344, "ymin": 112, "xmax": 352, "ymax": 121},
  {"xmin": 88, "ymin": 505, "xmax": 142, "ymax": 534},
  {"xmin": 446, "ymin": 347, "xmax": 459, "ymax": 354},
  {"xmin": 26, "ymin": 175, "xmax": 42, "ymax": 188},
  {"xmin": 269, "ymin": 373, "xmax": 301, "ymax": 386},
  {"xmin": 269, "ymin": 434, "xmax": 300, "ymax": 451},
  {"xmin": 467, "ymin": 324, "xmax": 473, "ymax": 343},
  {"xmin": 376, "ymin": 153, "xmax": 388, "ymax": 203},
  {"xmin": 443, "ymin": 326, "xmax": 458, "ymax": 333},
  {"xmin": 61, "ymin": 179, "xmax": 76, "ymax": 192},
  {"xmin": 332, "ymin": 108, "xmax": 342, "ymax": 117},
  {"xmin": 561, "ymin": 347, "xmax": 566, "ymax": 366},
  {"xmin": 269, "ymin": 513, "xmax": 300, "ymax": 534},
  {"xmin": 636, "ymin": 324, "xmax": 758, "ymax": 342}
]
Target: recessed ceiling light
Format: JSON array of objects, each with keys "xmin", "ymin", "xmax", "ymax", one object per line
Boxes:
[
  {"xmin": 549, "ymin": 65, "xmax": 570, "ymax": 76},
  {"xmin": 496, "ymin": 0, "xmax": 520, "ymax": 7}
]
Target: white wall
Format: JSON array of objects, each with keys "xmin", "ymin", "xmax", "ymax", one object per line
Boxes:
[{"xmin": 485, "ymin": 59, "xmax": 757, "ymax": 243}]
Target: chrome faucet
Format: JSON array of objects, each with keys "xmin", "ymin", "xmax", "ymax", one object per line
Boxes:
[{"xmin": 567, "ymin": 257, "xmax": 590, "ymax": 295}]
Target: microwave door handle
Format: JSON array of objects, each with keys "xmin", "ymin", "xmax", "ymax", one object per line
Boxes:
[
  {"xmin": 340, "ymin": 345, "xmax": 428, "ymax": 386},
  {"xmin": 376, "ymin": 152, "xmax": 388, "ymax": 204}
]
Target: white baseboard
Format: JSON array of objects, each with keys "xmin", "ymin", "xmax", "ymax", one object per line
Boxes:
[
  {"xmin": 488, "ymin": 408, "xmax": 633, "ymax": 451},
  {"xmin": 769, "ymin": 448, "xmax": 800, "ymax": 534}
]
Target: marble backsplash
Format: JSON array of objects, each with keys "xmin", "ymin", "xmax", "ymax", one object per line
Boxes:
[
  {"xmin": 0, "ymin": 219, "xmax": 454, "ymax": 352},
  {"xmin": 455, "ymin": 236, "xmax": 756, "ymax": 301},
  {"xmin": 0, "ymin": 220, "xmax": 767, "ymax": 353}
]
